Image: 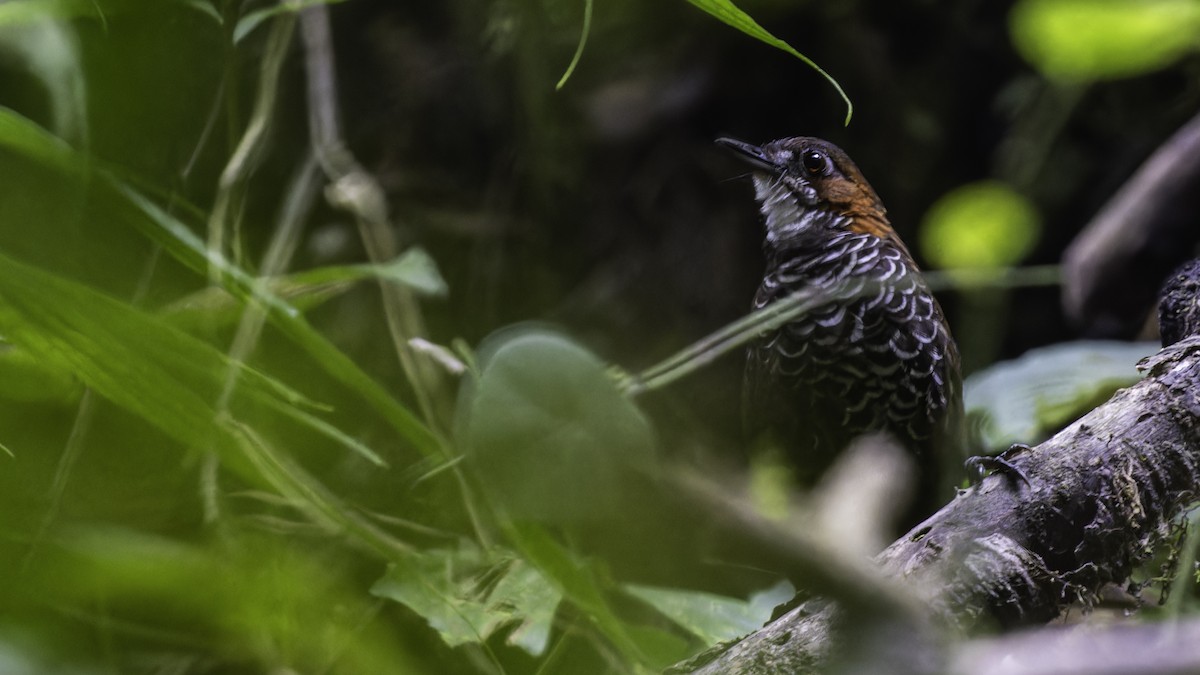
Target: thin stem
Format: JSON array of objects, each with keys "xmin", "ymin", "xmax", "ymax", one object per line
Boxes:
[
  {"xmin": 623, "ymin": 265, "xmax": 1062, "ymax": 397},
  {"xmin": 207, "ymin": 12, "xmax": 296, "ymax": 283},
  {"xmin": 555, "ymin": 0, "xmax": 593, "ymax": 90},
  {"xmin": 622, "ymin": 287, "xmax": 822, "ymax": 396}
]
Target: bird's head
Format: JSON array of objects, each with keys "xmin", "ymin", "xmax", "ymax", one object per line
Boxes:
[{"xmin": 717, "ymin": 136, "xmax": 898, "ymax": 248}]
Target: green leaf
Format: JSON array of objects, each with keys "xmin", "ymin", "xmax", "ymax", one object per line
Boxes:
[
  {"xmin": 919, "ymin": 181, "xmax": 1040, "ymax": 270},
  {"xmin": 161, "ymin": 248, "xmax": 447, "ymax": 328},
  {"xmin": 0, "ymin": 343, "xmax": 82, "ymax": 403},
  {"xmin": 0, "ymin": 249, "xmax": 387, "ymax": 469},
  {"xmin": 115, "ymin": 184, "xmax": 442, "ymax": 457},
  {"xmin": 370, "ymin": 544, "xmax": 560, "ymax": 655},
  {"xmin": 0, "ymin": 0, "xmax": 212, "ymax": 26},
  {"xmin": 503, "ymin": 522, "xmax": 689, "ymax": 668},
  {"xmin": 0, "ymin": 0, "xmax": 101, "ymax": 24},
  {"xmin": 624, "ymin": 580, "xmax": 794, "ymax": 645},
  {"xmin": 555, "ymin": 0, "xmax": 593, "ymax": 90},
  {"xmin": 233, "ymin": 0, "xmax": 351, "ymax": 43},
  {"xmin": 0, "ymin": 21, "xmax": 87, "ymax": 143},
  {"xmin": 964, "ymin": 340, "xmax": 1154, "ymax": 450},
  {"xmin": 0, "ymin": 107, "xmax": 440, "ymax": 458},
  {"xmin": 462, "ymin": 326, "xmax": 655, "ymax": 523},
  {"xmin": 685, "ymin": 0, "xmax": 852, "ymax": 124},
  {"xmin": 367, "ymin": 247, "xmax": 449, "ymax": 298},
  {"xmin": 1010, "ymin": 0, "xmax": 1200, "ymax": 81},
  {"xmin": 35, "ymin": 529, "xmax": 423, "ymax": 673}
]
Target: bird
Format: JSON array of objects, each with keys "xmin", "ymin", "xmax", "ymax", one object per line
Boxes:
[{"xmin": 718, "ymin": 135, "xmax": 963, "ymax": 523}]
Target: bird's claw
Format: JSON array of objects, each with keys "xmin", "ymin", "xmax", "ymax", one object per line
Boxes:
[{"xmin": 964, "ymin": 444, "xmax": 1032, "ymax": 489}]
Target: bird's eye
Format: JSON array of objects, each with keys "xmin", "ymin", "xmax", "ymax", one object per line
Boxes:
[{"xmin": 801, "ymin": 149, "xmax": 828, "ymax": 176}]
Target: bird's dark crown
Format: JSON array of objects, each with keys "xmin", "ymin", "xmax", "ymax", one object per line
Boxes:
[{"xmin": 717, "ymin": 136, "xmax": 896, "ymax": 244}]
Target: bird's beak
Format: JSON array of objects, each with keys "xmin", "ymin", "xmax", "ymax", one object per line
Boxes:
[{"xmin": 715, "ymin": 137, "xmax": 780, "ymax": 173}]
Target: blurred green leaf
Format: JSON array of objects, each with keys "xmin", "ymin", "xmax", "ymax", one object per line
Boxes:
[
  {"xmin": 371, "ymin": 544, "xmax": 560, "ymax": 655},
  {"xmin": 458, "ymin": 327, "xmax": 689, "ymax": 666},
  {"xmin": 625, "ymin": 580, "xmax": 794, "ymax": 646},
  {"xmin": 1011, "ymin": 0, "xmax": 1200, "ymax": 81},
  {"xmin": 685, "ymin": 0, "xmax": 853, "ymax": 124},
  {"xmin": 503, "ymin": 522, "xmax": 690, "ymax": 668},
  {"xmin": 0, "ymin": 106, "xmax": 441, "ymax": 458},
  {"xmin": 0, "ymin": 0, "xmax": 102, "ymax": 24},
  {"xmin": 234, "ymin": 0, "xmax": 350, "ymax": 43},
  {"xmin": 919, "ymin": 181, "xmax": 1040, "ymax": 270},
  {"xmin": 0, "ymin": 0, "xmax": 210, "ymax": 25},
  {"xmin": 462, "ymin": 326, "xmax": 655, "ymax": 523},
  {"xmin": 0, "ymin": 103, "xmax": 78, "ymax": 173},
  {"xmin": 162, "ymin": 248, "xmax": 448, "ymax": 328},
  {"xmin": 34, "ymin": 529, "xmax": 426, "ymax": 673},
  {"xmin": 0, "ymin": 343, "xmax": 81, "ymax": 403},
  {"xmin": 0, "ymin": 249, "xmax": 386, "ymax": 469},
  {"xmin": 369, "ymin": 247, "xmax": 449, "ymax": 298},
  {"xmin": 0, "ymin": 22, "xmax": 87, "ymax": 143},
  {"xmin": 964, "ymin": 340, "xmax": 1154, "ymax": 450}
]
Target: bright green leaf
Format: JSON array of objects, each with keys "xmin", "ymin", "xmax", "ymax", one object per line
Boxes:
[
  {"xmin": 371, "ymin": 544, "xmax": 560, "ymax": 655},
  {"xmin": 1011, "ymin": 0, "xmax": 1200, "ymax": 81},
  {"xmin": 625, "ymin": 580, "xmax": 794, "ymax": 646},
  {"xmin": 686, "ymin": 0, "xmax": 852, "ymax": 124},
  {"xmin": 502, "ymin": 522, "xmax": 688, "ymax": 668},
  {"xmin": 919, "ymin": 181, "xmax": 1040, "ymax": 270},
  {"xmin": 555, "ymin": 0, "xmax": 593, "ymax": 90}
]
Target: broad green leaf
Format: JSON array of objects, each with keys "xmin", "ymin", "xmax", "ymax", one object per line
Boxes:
[
  {"xmin": 625, "ymin": 580, "xmax": 794, "ymax": 645},
  {"xmin": 685, "ymin": 0, "xmax": 852, "ymax": 124},
  {"xmin": 965, "ymin": 340, "xmax": 1154, "ymax": 450},
  {"xmin": 462, "ymin": 326, "xmax": 655, "ymax": 523},
  {"xmin": 370, "ymin": 544, "xmax": 560, "ymax": 655},
  {"xmin": 919, "ymin": 181, "xmax": 1040, "ymax": 270},
  {"xmin": 460, "ymin": 328, "xmax": 686, "ymax": 666},
  {"xmin": 1011, "ymin": 0, "xmax": 1200, "ymax": 81}
]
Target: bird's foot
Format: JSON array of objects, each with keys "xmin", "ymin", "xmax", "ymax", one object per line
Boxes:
[{"xmin": 964, "ymin": 443, "xmax": 1032, "ymax": 489}]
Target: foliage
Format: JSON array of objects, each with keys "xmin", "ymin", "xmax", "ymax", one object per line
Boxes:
[
  {"xmin": 1011, "ymin": 0, "xmax": 1200, "ymax": 81},
  {"xmin": 919, "ymin": 181, "xmax": 1040, "ymax": 271},
  {"xmin": 683, "ymin": 0, "xmax": 853, "ymax": 123}
]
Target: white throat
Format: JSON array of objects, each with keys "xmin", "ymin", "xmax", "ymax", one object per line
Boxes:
[{"xmin": 752, "ymin": 174, "xmax": 832, "ymax": 245}]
